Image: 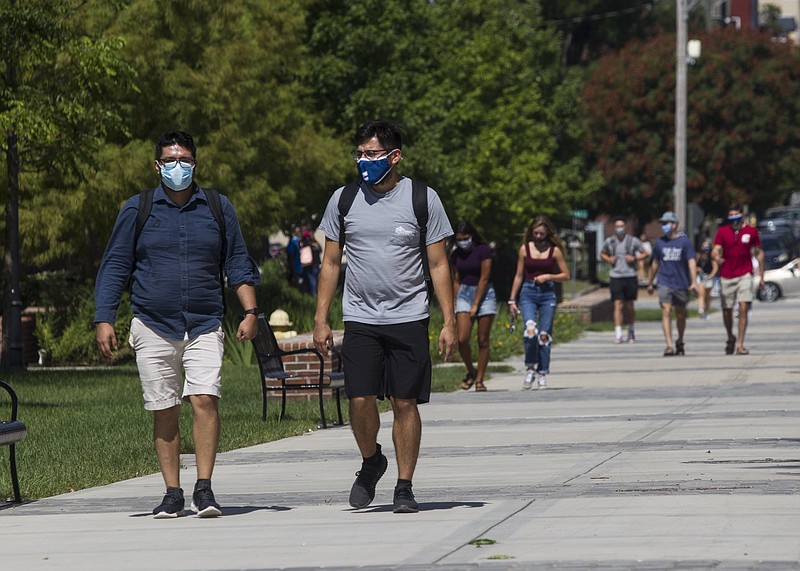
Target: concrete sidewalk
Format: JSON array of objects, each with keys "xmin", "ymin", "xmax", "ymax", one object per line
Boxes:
[{"xmin": 3, "ymin": 292, "xmax": 800, "ymax": 570}]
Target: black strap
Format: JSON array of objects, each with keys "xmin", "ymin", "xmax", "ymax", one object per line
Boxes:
[
  {"xmin": 337, "ymin": 181, "xmax": 360, "ymax": 252},
  {"xmin": 135, "ymin": 186, "xmax": 228, "ymax": 312},
  {"xmin": 411, "ymin": 179, "xmax": 432, "ymax": 290}
]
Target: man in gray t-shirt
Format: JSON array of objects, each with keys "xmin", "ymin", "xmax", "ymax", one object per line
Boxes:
[
  {"xmin": 600, "ymin": 216, "xmax": 648, "ymax": 344},
  {"xmin": 313, "ymin": 120, "xmax": 456, "ymax": 514}
]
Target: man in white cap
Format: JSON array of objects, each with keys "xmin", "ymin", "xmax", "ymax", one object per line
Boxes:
[{"xmin": 647, "ymin": 211, "xmax": 698, "ymax": 356}]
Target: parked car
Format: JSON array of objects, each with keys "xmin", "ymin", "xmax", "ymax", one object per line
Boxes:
[
  {"xmin": 763, "ymin": 206, "xmax": 800, "ymax": 239},
  {"xmin": 760, "ymin": 231, "xmax": 798, "ymax": 270},
  {"xmin": 758, "ymin": 258, "xmax": 800, "ymax": 302}
]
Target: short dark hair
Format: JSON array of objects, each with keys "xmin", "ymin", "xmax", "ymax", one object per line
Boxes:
[
  {"xmin": 156, "ymin": 131, "xmax": 196, "ymax": 160},
  {"xmin": 354, "ymin": 120, "xmax": 403, "ymax": 150},
  {"xmin": 728, "ymin": 202, "xmax": 742, "ymax": 213}
]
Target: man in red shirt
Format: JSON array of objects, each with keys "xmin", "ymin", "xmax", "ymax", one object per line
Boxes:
[{"xmin": 712, "ymin": 203, "xmax": 764, "ymax": 355}]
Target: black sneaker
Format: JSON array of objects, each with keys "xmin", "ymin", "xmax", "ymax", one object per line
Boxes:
[
  {"xmin": 349, "ymin": 444, "xmax": 388, "ymax": 509},
  {"xmin": 393, "ymin": 482, "xmax": 419, "ymax": 514},
  {"xmin": 675, "ymin": 340, "xmax": 685, "ymax": 356},
  {"xmin": 153, "ymin": 487, "xmax": 185, "ymax": 519},
  {"xmin": 191, "ymin": 480, "xmax": 222, "ymax": 518}
]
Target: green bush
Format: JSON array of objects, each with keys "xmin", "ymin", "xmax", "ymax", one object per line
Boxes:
[{"xmin": 33, "ymin": 274, "xmax": 134, "ymax": 365}]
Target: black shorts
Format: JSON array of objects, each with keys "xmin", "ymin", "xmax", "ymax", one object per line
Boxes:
[
  {"xmin": 609, "ymin": 276, "xmax": 638, "ymax": 301},
  {"xmin": 342, "ymin": 319, "xmax": 431, "ymax": 404}
]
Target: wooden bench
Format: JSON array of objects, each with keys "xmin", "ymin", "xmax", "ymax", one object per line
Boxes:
[{"xmin": 0, "ymin": 380, "xmax": 27, "ymax": 502}]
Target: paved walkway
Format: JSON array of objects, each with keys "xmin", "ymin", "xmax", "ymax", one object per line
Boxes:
[{"xmin": 3, "ymin": 291, "xmax": 800, "ymax": 570}]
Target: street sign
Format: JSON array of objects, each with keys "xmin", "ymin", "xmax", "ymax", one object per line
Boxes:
[{"xmin": 571, "ymin": 209, "xmax": 588, "ymax": 219}]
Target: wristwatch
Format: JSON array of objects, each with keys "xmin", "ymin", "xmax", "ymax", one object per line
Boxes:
[{"xmin": 243, "ymin": 308, "xmax": 259, "ymax": 316}]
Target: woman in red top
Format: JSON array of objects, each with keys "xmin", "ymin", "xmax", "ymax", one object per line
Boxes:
[{"xmin": 508, "ymin": 216, "xmax": 570, "ymax": 390}]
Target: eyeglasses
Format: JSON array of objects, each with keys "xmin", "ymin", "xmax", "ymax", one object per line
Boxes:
[
  {"xmin": 351, "ymin": 149, "xmax": 390, "ymax": 160},
  {"xmin": 157, "ymin": 158, "xmax": 196, "ymax": 168}
]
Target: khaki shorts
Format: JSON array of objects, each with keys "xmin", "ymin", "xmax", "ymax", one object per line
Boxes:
[
  {"xmin": 128, "ymin": 317, "xmax": 224, "ymax": 411},
  {"xmin": 720, "ymin": 274, "xmax": 754, "ymax": 309}
]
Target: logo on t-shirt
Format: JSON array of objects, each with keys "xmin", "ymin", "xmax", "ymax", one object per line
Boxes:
[
  {"xmin": 741, "ymin": 234, "xmax": 751, "ymax": 244},
  {"xmin": 394, "ymin": 226, "xmax": 414, "ymax": 237}
]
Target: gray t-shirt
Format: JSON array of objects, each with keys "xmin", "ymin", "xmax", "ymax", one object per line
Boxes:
[
  {"xmin": 602, "ymin": 234, "xmax": 644, "ymax": 279},
  {"xmin": 318, "ymin": 178, "xmax": 453, "ymax": 325}
]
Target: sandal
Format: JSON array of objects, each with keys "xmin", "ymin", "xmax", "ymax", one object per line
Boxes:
[
  {"xmin": 725, "ymin": 336, "xmax": 736, "ymax": 355},
  {"xmin": 675, "ymin": 341, "xmax": 685, "ymax": 356},
  {"xmin": 461, "ymin": 372, "xmax": 476, "ymax": 390},
  {"xmin": 475, "ymin": 381, "xmax": 487, "ymax": 392},
  {"xmin": 736, "ymin": 346, "xmax": 750, "ymax": 355},
  {"xmin": 663, "ymin": 348, "xmax": 675, "ymax": 356}
]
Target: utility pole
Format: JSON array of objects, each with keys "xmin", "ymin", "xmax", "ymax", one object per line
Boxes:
[
  {"xmin": 675, "ymin": 0, "xmax": 702, "ymax": 236},
  {"xmin": 675, "ymin": 0, "xmax": 688, "ymax": 232}
]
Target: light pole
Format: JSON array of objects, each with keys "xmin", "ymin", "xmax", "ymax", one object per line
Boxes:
[{"xmin": 675, "ymin": 0, "xmax": 702, "ymax": 235}]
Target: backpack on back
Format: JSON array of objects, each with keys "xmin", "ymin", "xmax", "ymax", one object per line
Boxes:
[{"xmin": 337, "ymin": 179, "xmax": 432, "ymax": 294}]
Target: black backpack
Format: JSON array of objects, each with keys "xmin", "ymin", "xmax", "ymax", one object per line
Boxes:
[
  {"xmin": 337, "ymin": 179, "xmax": 432, "ymax": 294},
  {"xmin": 135, "ymin": 186, "xmax": 227, "ymax": 310}
]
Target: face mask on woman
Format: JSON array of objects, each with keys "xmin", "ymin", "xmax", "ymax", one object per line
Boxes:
[{"xmin": 456, "ymin": 238, "xmax": 473, "ymax": 250}]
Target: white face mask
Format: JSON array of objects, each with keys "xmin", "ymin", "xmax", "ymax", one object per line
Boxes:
[
  {"xmin": 160, "ymin": 162, "xmax": 194, "ymax": 191},
  {"xmin": 614, "ymin": 227, "xmax": 626, "ymax": 237},
  {"xmin": 456, "ymin": 238, "xmax": 473, "ymax": 250}
]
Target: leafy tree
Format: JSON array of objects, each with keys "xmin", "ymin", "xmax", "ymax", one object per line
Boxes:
[
  {"xmin": 306, "ymin": 0, "xmax": 601, "ymax": 249},
  {"xmin": 1, "ymin": 0, "xmax": 134, "ymax": 366},
  {"xmin": 582, "ymin": 30, "xmax": 800, "ymax": 221}
]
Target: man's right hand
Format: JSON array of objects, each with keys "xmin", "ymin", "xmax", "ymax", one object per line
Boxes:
[
  {"xmin": 96, "ymin": 322, "xmax": 118, "ymax": 359},
  {"xmin": 313, "ymin": 321, "xmax": 333, "ymax": 354}
]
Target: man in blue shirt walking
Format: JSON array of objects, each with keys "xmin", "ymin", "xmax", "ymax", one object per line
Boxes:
[
  {"xmin": 647, "ymin": 211, "xmax": 698, "ymax": 357},
  {"xmin": 94, "ymin": 131, "xmax": 259, "ymax": 518}
]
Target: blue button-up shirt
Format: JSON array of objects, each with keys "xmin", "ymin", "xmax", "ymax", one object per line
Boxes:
[{"xmin": 94, "ymin": 185, "xmax": 259, "ymax": 340}]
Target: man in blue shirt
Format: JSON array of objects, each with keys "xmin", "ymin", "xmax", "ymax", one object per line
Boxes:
[
  {"xmin": 94, "ymin": 131, "xmax": 259, "ymax": 519},
  {"xmin": 647, "ymin": 211, "xmax": 698, "ymax": 356}
]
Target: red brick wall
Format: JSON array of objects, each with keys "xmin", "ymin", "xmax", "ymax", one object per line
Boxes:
[{"xmin": 265, "ymin": 330, "xmax": 344, "ymax": 400}]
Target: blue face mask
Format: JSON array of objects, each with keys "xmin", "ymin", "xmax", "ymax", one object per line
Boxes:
[
  {"xmin": 661, "ymin": 223, "xmax": 673, "ymax": 235},
  {"xmin": 728, "ymin": 214, "xmax": 743, "ymax": 225},
  {"xmin": 160, "ymin": 162, "xmax": 194, "ymax": 191},
  {"xmin": 357, "ymin": 153, "xmax": 394, "ymax": 185}
]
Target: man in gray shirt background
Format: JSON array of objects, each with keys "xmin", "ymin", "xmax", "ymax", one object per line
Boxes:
[
  {"xmin": 600, "ymin": 216, "xmax": 648, "ymax": 344},
  {"xmin": 313, "ymin": 120, "xmax": 456, "ymax": 514}
]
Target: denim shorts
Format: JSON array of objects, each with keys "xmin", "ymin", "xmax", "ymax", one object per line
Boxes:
[{"xmin": 456, "ymin": 284, "xmax": 498, "ymax": 317}]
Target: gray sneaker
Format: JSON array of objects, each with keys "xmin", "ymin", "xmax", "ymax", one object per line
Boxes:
[
  {"xmin": 393, "ymin": 482, "xmax": 419, "ymax": 514},
  {"xmin": 522, "ymin": 369, "xmax": 535, "ymax": 390},
  {"xmin": 349, "ymin": 444, "xmax": 388, "ymax": 509}
]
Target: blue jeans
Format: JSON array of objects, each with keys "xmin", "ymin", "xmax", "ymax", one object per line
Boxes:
[{"xmin": 518, "ymin": 280, "xmax": 558, "ymax": 374}]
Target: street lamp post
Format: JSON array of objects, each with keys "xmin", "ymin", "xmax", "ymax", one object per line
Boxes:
[{"xmin": 675, "ymin": 0, "xmax": 702, "ymax": 236}]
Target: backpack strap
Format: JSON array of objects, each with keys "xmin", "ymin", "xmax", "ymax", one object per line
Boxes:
[
  {"xmin": 135, "ymin": 188, "xmax": 155, "ymax": 244},
  {"xmin": 337, "ymin": 181, "xmax": 360, "ymax": 251},
  {"xmin": 412, "ymin": 179, "xmax": 433, "ymax": 293}
]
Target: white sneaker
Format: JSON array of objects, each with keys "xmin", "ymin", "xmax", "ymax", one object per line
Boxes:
[
  {"xmin": 537, "ymin": 375, "xmax": 547, "ymax": 389},
  {"xmin": 522, "ymin": 370, "xmax": 534, "ymax": 390},
  {"xmin": 615, "ymin": 336, "xmax": 624, "ymax": 344}
]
